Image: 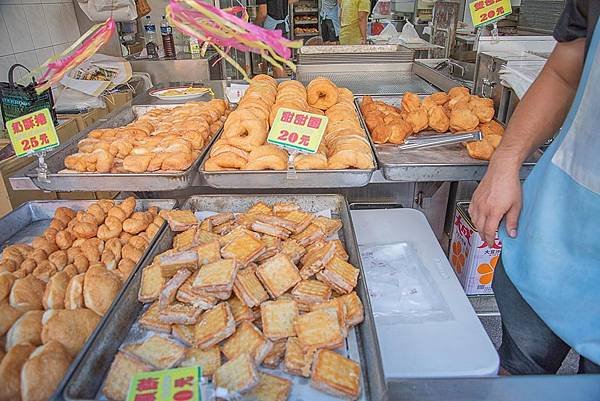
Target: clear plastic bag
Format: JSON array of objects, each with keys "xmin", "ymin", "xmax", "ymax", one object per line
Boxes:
[{"xmin": 359, "ymin": 242, "xmax": 452, "ymax": 324}]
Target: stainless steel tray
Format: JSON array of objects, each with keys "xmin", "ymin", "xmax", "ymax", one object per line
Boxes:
[
  {"xmin": 24, "ymin": 104, "xmax": 220, "ymax": 192},
  {"xmin": 64, "ymin": 194, "xmax": 386, "ymax": 401},
  {"xmin": 0, "ymin": 198, "xmax": 176, "ymax": 401},
  {"xmin": 355, "ymin": 95, "xmax": 541, "ymax": 182},
  {"xmin": 201, "ymin": 104, "xmax": 378, "ymax": 189}
]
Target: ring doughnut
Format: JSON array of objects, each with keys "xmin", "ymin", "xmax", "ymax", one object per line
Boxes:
[
  {"xmin": 337, "ymin": 87, "xmax": 354, "ymax": 104},
  {"xmin": 307, "ymin": 78, "xmax": 338, "ymax": 110},
  {"xmin": 242, "ymin": 155, "xmax": 287, "ymax": 171},
  {"xmin": 294, "ymin": 153, "xmax": 328, "ymax": 170},
  {"xmin": 205, "ymin": 152, "xmax": 248, "ymax": 170},
  {"xmin": 248, "ymin": 144, "xmax": 288, "ymax": 161}
]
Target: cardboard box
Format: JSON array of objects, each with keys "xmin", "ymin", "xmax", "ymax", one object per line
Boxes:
[
  {"xmin": 58, "ymin": 108, "xmax": 108, "ymax": 131},
  {"xmin": 449, "ymin": 202, "xmax": 502, "ymax": 295},
  {"xmin": 103, "ymin": 90, "xmax": 132, "ymax": 113}
]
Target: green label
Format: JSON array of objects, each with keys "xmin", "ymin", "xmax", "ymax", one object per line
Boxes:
[
  {"xmin": 267, "ymin": 107, "xmax": 328, "ymax": 154},
  {"xmin": 126, "ymin": 366, "xmax": 201, "ymax": 401}
]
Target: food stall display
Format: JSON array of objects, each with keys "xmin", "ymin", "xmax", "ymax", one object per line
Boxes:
[
  {"xmin": 65, "ymin": 195, "xmax": 383, "ymax": 401},
  {"xmin": 63, "ymin": 100, "xmax": 229, "ymax": 174},
  {"xmin": 359, "ymin": 88, "xmax": 504, "ymax": 161},
  {"xmin": 0, "ymin": 198, "xmax": 175, "ymax": 401},
  {"xmin": 202, "ymin": 75, "xmax": 378, "ymax": 188}
]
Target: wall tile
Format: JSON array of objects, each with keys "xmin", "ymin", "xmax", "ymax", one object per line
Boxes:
[
  {"xmin": 0, "ymin": 0, "xmax": 23, "ymax": 5},
  {"xmin": 0, "ymin": 54, "xmax": 17, "ymax": 82},
  {"xmin": 1, "ymin": 4, "xmax": 34, "ymax": 52},
  {"xmin": 23, "ymin": 4, "xmax": 52, "ymax": 49},
  {"xmin": 52, "ymin": 42, "xmax": 69, "ymax": 55},
  {"xmin": 35, "ymin": 46, "xmax": 54, "ymax": 65},
  {"xmin": 14, "ymin": 50, "xmax": 38, "ymax": 80},
  {"xmin": 43, "ymin": 3, "xmax": 67, "ymax": 45},
  {"xmin": 62, "ymin": 2, "xmax": 80, "ymax": 42},
  {"xmin": 0, "ymin": 14, "xmax": 13, "ymax": 56}
]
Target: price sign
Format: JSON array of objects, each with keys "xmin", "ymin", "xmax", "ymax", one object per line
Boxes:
[
  {"xmin": 127, "ymin": 366, "xmax": 201, "ymax": 401},
  {"xmin": 225, "ymin": 83, "xmax": 249, "ymax": 103},
  {"xmin": 469, "ymin": 0, "xmax": 512, "ymax": 27},
  {"xmin": 6, "ymin": 108, "xmax": 59, "ymax": 158},
  {"xmin": 267, "ymin": 108, "xmax": 328, "ymax": 154}
]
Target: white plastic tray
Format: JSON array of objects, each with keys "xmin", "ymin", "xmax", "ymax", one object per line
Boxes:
[{"xmin": 351, "ymin": 208, "xmax": 499, "ymax": 378}]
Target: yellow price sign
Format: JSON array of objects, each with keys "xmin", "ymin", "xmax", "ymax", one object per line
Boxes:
[
  {"xmin": 5, "ymin": 108, "xmax": 59, "ymax": 157},
  {"xmin": 469, "ymin": 0, "xmax": 512, "ymax": 27},
  {"xmin": 267, "ymin": 108, "xmax": 328, "ymax": 154}
]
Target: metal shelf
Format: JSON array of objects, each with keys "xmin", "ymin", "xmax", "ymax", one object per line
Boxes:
[{"xmin": 294, "ymin": 20, "xmax": 319, "ymax": 25}]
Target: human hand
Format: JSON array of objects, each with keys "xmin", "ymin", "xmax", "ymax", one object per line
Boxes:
[
  {"xmin": 360, "ymin": 38, "xmax": 366, "ymax": 45},
  {"xmin": 469, "ymin": 163, "xmax": 522, "ymax": 246}
]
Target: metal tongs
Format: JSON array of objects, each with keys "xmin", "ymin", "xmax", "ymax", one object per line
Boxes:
[{"xmin": 397, "ymin": 131, "xmax": 483, "ymax": 151}]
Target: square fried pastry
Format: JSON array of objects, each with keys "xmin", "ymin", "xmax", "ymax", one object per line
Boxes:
[
  {"xmin": 103, "ymin": 352, "xmax": 152, "ymax": 401},
  {"xmin": 251, "ymin": 221, "xmax": 290, "ymax": 240},
  {"xmin": 173, "ymin": 227, "xmax": 197, "ymax": 250},
  {"xmin": 260, "ymin": 299, "xmax": 299, "ymax": 340},
  {"xmin": 330, "ymin": 239, "xmax": 349, "ymax": 261},
  {"xmin": 123, "ymin": 334, "xmax": 186, "ymax": 370},
  {"xmin": 194, "ymin": 229, "xmax": 220, "ymax": 245},
  {"xmin": 262, "ymin": 339, "xmax": 287, "ymax": 369},
  {"xmin": 273, "ymin": 202, "xmax": 299, "ymax": 217},
  {"xmin": 283, "ymin": 337, "xmax": 314, "ymax": 378},
  {"xmin": 192, "ymin": 259, "xmax": 238, "ymax": 299},
  {"xmin": 311, "ymin": 349, "xmax": 361, "ymax": 400},
  {"xmin": 159, "ymin": 302, "xmax": 203, "ymax": 325},
  {"xmin": 208, "ymin": 212, "xmax": 235, "ymax": 226},
  {"xmin": 284, "ymin": 210, "xmax": 315, "ymax": 234},
  {"xmin": 228, "ymin": 295, "xmax": 256, "ymax": 324},
  {"xmin": 172, "ymin": 323, "xmax": 195, "ymax": 347},
  {"xmin": 158, "ymin": 249, "xmax": 197, "ymax": 278},
  {"xmin": 232, "ymin": 266, "xmax": 269, "ymax": 308},
  {"xmin": 311, "ymin": 298, "xmax": 348, "ymax": 338},
  {"xmin": 193, "ymin": 302, "xmax": 236, "ymax": 349},
  {"xmin": 213, "ymin": 353, "xmax": 259, "ymax": 394},
  {"xmin": 219, "ymin": 226, "xmax": 257, "ymax": 246},
  {"xmin": 293, "ymin": 224, "xmax": 325, "ymax": 247},
  {"xmin": 221, "ymin": 232, "xmax": 265, "ymax": 266},
  {"xmin": 139, "ymin": 302, "xmax": 171, "ymax": 333},
  {"xmin": 312, "ymin": 216, "xmax": 343, "ymax": 237},
  {"xmin": 159, "ymin": 268, "xmax": 192, "ymax": 308},
  {"xmin": 245, "ymin": 372, "xmax": 292, "ymax": 401},
  {"xmin": 255, "ymin": 235, "xmax": 282, "ymax": 262},
  {"xmin": 291, "ymin": 280, "xmax": 332, "ymax": 311},
  {"xmin": 338, "ymin": 291, "xmax": 364, "ymax": 327},
  {"xmin": 178, "ymin": 345, "xmax": 221, "ymax": 377},
  {"xmin": 280, "ymin": 239, "xmax": 306, "ymax": 264},
  {"xmin": 196, "ymin": 240, "xmax": 221, "ymax": 266},
  {"xmin": 294, "ymin": 309, "xmax": 344, "ymax": 351},
  {"xmin": 256, "ymin": 254, "xmax": 301, "ymax": 298},
  {"xmin": 299, "ymin": 241, "xmax": 337, "ymax": 280},
  {"xmin": 177, "ymin": 273, "xmax": 218, "ymax": 309},
  {"xmin": 212, "ymin": 221, "xmax": 234, "ymax": 235},
  {"xmin": 246, "ymin": 202, "xmax": 273, "ymax": 216},
  {"xmin": 317, "ymin": 256, "xmax": 359, "ymax": 294},
  {"xmin": 163, "ymin": 210, "xmax": 197, "ymax": 232},
  {"xmin": 138, "ymin": 262, "xmax": 165, "ymax": 303},
  {"xmin": 221, "ymin": 321, "xmax": 273, "ymax": 364}
]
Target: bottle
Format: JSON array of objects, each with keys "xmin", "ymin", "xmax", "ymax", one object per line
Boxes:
[
  {"xmin": 143, "ymin": 15, "xmax": 159, "ymax": 60},
  {"xmin": 160, "ymin": 16, "xmax": 176, "ymax": 59},
  {"xmin": 189, "ymin": 36, "xmax": 201, "ymax": 58}
]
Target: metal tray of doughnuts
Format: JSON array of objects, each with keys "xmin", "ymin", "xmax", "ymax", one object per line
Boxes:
[
  {"xmin": 63, "ymin": 194, "xmax": 386, "ymax": 401},
  {"xmin": 23, "ymin": 104, "xmax": 221, "ymax": 192},
  {"xmin": 0, "ymin": 198, "xmax": 176, "ymax": 401},
  {"xmin": 355, "ymin": 95, "xmax": 543, "ymax": 182},
  {"xmin": 200, "ymin": 106, "xmax": 378, "ymax": 189}
]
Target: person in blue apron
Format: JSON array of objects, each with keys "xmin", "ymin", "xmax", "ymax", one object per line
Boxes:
[
  {"xmin": 256, "ymin": 0, "xmax": 293, "ymax": 77},
  {"xmin": 469, "ymin": 0, "xmax": 600, "ymax": 374},
  {"xmin": 320, "ymin": 0, "xmax": 340, "ymax": 43}
]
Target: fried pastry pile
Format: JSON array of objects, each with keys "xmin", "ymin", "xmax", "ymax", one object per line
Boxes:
[
  {"xmin": 103, "ymin": 201, "xmax": 364, "ymax": 400},
  {"xmin": 0, "ymin": 197, "xmax": 164, "ymax": 401},
  {"xmin": 361, "ymin": 88, "xmax": 504, "ymax": 160},
  {"xmin": 63, "ymin": 100, "xmax": 229, "ymax": 173},
  {"xmin": 204, "ymin": 75, "xmax": 374, "ymax": 171}
]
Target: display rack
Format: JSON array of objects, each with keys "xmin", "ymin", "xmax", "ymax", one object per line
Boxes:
[{"xmin": 291, "ymin": 0, "xmax": 321, "ymax": 40}]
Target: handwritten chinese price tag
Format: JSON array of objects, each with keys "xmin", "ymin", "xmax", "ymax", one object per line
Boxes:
[
  {"xmin": 225, "ymin": 83, "xmax": 249, "ymax": 103},
  {"xmin": 6, "ymin": 108, "xmax": 59, "ymax": 158},
  {"xmin": 126, "ymin": 366, "xmax": 201, "ymax": 401},
  {"xmin": 469, "ymin": 0, "xmax": 512, "ymax": 27},
  {"xmin": 267, "ymin": 108, "xmax": 328, "ymax": 154}
]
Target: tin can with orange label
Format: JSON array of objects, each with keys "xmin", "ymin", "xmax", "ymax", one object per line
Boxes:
[{"xmin": 449, "ymin": 202, "xmax": 502, "ymax": 295}]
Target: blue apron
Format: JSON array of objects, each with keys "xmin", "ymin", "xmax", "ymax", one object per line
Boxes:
[
  {"xmin": 501, "ymin": 21, "xmax": 600, "ymax": 364},
  {"xmin": 264, "ymin": 14, "xmax": 290, "ymax": 35},
  {"xmin": 320, "ymin": 2, "xmax": 341, "ymax": 36}
]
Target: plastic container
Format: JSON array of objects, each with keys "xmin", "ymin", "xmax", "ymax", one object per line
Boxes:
[
  {"xmin": 143, "ymin": 15, "xmax": 159, "ymax": 59},
  {"xmin": 160, "ymin": 16, "xmax": 176, "ymax": 59}
]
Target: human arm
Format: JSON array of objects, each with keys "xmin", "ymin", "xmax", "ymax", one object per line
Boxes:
[
  {"xmin": 469, "ymin": 38, "xmax": 586, "ymax": 245},
  {"xmin": 255, "ymin": 3, "xmax": 268, "ymax": 26},
  {"xmin": 358, "ymin": 11, "xmax": 368, "ymax": 43}
]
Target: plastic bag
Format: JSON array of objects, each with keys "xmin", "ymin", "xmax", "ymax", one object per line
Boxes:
[
  {"xmin": 359, "ymin": 242, "xmax": 452, "ymax": 324},
  {"xmin": 54, "ymin": 87, "xmax": 106, "ymax": 113},
  {"xmin": 399, "ymin": 21, "xmax": 421, "ymax": 43}
]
